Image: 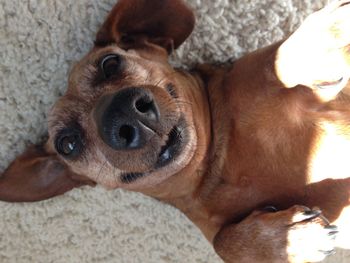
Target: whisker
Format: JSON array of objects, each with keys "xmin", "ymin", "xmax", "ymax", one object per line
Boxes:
[
  {"xmin": 175, "ymin": 100, "xmax": 194, "ymax": 106},
  {"xmin": 96, "ymin": 160, "xmax": 107, "ymax": 183},
  {"xmin": 143, "ymin": 70, "xmax": 152, "ymax": 84},
  {"xmin": 113, "ymin": 165, "xmax": 118, "ymax": 186}
]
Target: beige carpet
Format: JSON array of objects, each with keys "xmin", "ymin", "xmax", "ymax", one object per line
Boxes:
[{"xmin": 0, "ymin": 0, "xmax": 349, "ymax": 262}]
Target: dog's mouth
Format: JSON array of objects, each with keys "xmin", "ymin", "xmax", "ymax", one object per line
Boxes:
[
  {"xmin": 120, "ymin": 117, "xmax": 187, "ymax": 184},
  {"xmin": 156, "ymin": 125, "xmax": 184, "ymax": 167}
]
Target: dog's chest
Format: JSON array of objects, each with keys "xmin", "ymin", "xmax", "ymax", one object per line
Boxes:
[{"xmin": 207, "ymin": 97, "xmax": 350, "ymax": 220}]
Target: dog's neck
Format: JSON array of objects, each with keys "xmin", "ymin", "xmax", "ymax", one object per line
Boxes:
[{"xmin": 139, "ymin": 63, "xmax": 232, "ymax": 241}]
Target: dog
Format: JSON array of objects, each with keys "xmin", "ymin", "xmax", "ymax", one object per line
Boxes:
[{"xmin": 1, "ymin": 0, "xmax": 350, "ymax": 262}]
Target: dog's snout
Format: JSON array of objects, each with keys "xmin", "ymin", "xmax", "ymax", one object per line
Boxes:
[{"xmin": 95, "ymin": 87, "xmax": 160, "ymax": 150}]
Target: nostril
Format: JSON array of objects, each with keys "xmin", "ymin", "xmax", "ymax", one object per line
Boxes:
[
  {"xmin": 119, "ymin": 125, "xmax": 137, "ymax": 147},
  {"xmin": 134, "ymin": 95, "xmax": 159, "ymax": 121},
  {"xmin": 135, "ymin": 97, "xmax": 154, "ymax": 114}
]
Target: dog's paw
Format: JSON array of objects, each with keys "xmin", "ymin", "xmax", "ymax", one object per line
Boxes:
[
  {"xmin": 248, "ymin": 205, "xmax": 338, "ymax": 263},
  {"xmin": 284, "ymin": 206, "xmax": 338, "ymax": 263},
  {"xmin": 214, "ymin": 205, "xmax": 337, "ymax": 263},
  {"xmin": 276, "ymin": 0, "xmax": 350, "ymax": 99}
]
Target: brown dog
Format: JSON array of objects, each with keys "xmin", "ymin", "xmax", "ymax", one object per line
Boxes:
[{"xmin": 1, "ymin": 0, "xmax": 350, "ymax": 262}]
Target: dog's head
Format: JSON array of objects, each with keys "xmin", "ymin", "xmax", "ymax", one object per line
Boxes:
[{"xmin": 0, "ymin": 0, "xmax": 211, "ymax": 202}]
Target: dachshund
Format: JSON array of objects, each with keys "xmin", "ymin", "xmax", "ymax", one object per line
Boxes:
[{"xmin": 1, "ymin": 0, "xmax": 350, "ymax": 262}]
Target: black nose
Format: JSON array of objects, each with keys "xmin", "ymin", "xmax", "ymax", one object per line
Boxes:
[{"xmin": 95, "ymin": 87, "xmax": 160, "ymax": 150}]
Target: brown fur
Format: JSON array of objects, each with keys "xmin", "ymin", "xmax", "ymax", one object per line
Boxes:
[{"xmin": 1, "ymin": 0, "xmax": 350, "ymax": 262}]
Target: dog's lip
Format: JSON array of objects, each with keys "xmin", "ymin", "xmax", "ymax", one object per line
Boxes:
[
  {"xmin": 120, "ymin": 172, "xmax": 146, "ymax": 184},
  {"xmin": 157, "ymin": 126, "xmax": 181, "ymax": 162},
  {"xmin": 156, "ymin": 117, "xmax": 186, "ymax": 168}
]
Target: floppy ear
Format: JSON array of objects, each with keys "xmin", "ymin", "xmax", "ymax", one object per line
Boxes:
[
  {"xmin": 95, "ymin": 0, "xmax": 195, "ymax": 53},
  {"xmin": 0, "ymin": 143, "xmax": 94, "ymax": 202}
]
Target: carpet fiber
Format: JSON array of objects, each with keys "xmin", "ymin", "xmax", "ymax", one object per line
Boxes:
[{"xmin": 0, "ymin": 0, "xmax": 349, "ymax": 262}]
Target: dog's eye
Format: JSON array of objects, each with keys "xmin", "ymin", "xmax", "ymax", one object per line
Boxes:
[
  {"xmin": 55, "ymin": 130, "xmax": 83, "ymax": 158},
  {"xmin": 100, "ymin": 54, "xmax": 122, "ymax": 79}
]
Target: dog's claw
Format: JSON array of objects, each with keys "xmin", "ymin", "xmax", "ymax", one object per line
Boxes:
[
  {"xmin": 324, "ymin": 224, "xmax": 338, "ymax": 230},
  {"xmin": 291, "ymin": 207, "xmax": 322, "ymax": 223},
  {"xmin": 325, "ymin": 225, "xmax": 339, "ymax": 239},
  {"xmin": 337, "ymin": 0, "xmax": 350, "ymax": 7},
  {"xmin": 262, "ymin": 206, "xmax": 278, "ymax": 212},
  {"xmin": 319, "ymin": 249, "xmax": 336, "ymax": 256},
  {"xmin": 325, "ymin": 0, "xmax": 350, "ymax": 10},
  {"xmin": 328, "ymin": 231, "xmax": 339, "ymax": 237},
  {"xmin": 303, "ymin": 209, "xmax": 321, "ymax": 217}
]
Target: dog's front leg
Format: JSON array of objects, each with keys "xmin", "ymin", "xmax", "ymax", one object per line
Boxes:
[
  {"xmin": 213, "ymin": 206, "xmax": 337, "ymax": 263},
  {"xmin": 276, "ymin": 0, "xmax": 350, "ymax": 101}
]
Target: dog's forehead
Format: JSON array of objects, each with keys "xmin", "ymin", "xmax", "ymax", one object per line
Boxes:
[
  {"xmin": 67, "ymin": 46, "xmax": 126, "ymax": 91},
  {"xmin": 67, "ymin": 46, "xmax": 166, "ymax": 94}
]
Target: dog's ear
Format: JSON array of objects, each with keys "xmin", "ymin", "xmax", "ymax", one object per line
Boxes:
[
  {"xmin": 95, "ymin": 0, "xmax": 195, "ymax": 53},
  {"xmin": 0, "ymin": 143, "xmax": 93, "ymax": 202}
]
